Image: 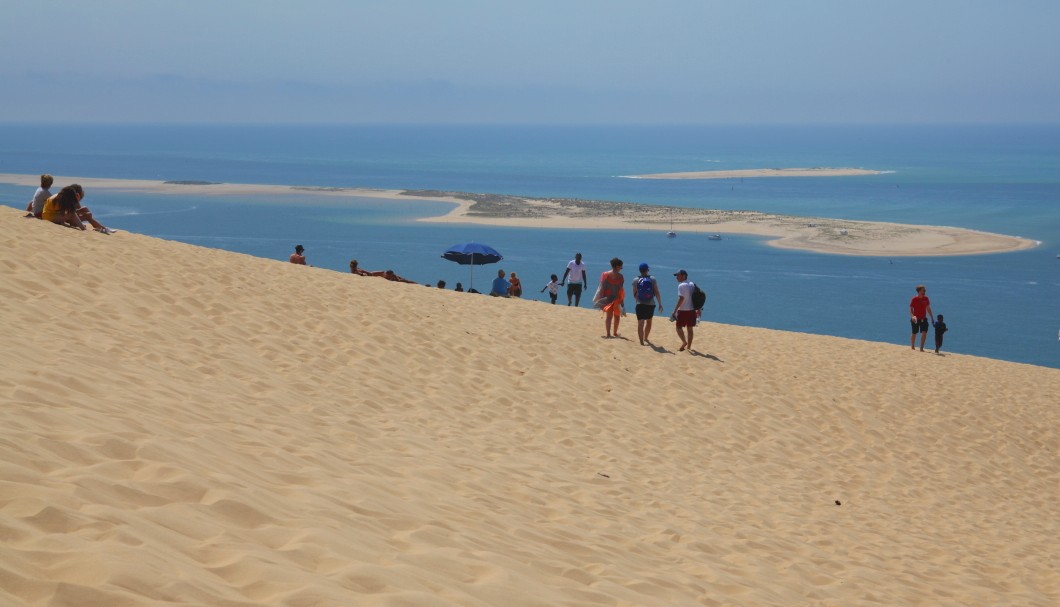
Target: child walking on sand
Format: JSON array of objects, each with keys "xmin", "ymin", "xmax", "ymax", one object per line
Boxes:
[
  {"xmin": 933, "ymin": 314, "xmax": 948, "ymax": 354},
  {"xmin": 541, "ymin": 274, "xmax": 559, "ymax": 304}
]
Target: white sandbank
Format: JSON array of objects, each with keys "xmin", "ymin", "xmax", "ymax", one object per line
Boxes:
[
  {"xmin": 630, "ymin": 167, "xmax": 885, "ymax": 179},
  {"xmin": 0, "ymin": 173, "xmax": 1038, "ymax": 256}
]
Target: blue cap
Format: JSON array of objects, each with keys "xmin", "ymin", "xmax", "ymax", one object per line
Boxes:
[{"xmin": 638, "ymin": 263, "xmax": 649, "ymax": 272}]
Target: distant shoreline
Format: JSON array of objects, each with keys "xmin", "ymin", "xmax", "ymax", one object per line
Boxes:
[
  {"xmin": 0, "ymin": 172, "xmax": 1037, "ymax": 257},
  {"xmin": 629, "ymin": 167, "xmax": 884, "ymax": 179}
]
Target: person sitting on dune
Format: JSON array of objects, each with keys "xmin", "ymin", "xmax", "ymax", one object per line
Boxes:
[
  {"xmin": 290, "ymin": 245, "xmax": 308, "ymax": 265},
  {"xmin": 25, "ymin": 173, "xmax": 53, "ymax": 219},
  {"xmin": 42, "ymin": 184, "xmax": 113, "ymax": 233},
  {"xmin": 349, "ymin": 260, "xmax": 372, "ymax": 276}
]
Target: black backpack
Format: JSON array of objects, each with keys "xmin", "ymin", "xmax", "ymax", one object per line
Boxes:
[{"xmin": 690, "ymin": 282, "xmax": 706, "ymax": 310}]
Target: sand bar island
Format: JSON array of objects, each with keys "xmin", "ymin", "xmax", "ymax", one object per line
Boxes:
[
  {"xmin": 0, "ymin": 173, "xmax": 1037, "ymax": 257},
  {"xmin": 629, "ymin": 167, "xmax": 885, "ymax": 179}
]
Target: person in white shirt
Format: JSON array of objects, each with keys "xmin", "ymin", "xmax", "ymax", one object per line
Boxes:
[
  {"xmin": 540, "ymin": 274, "xmax": 560, "ymax": 304},
  {"xmin": 561, "ymin": 252, "xmax": 588, "ymax": 306},
  {"xmin": 25, "ymin": 174, "xmax": 53, "ymax": 218},
  {"xmin": 670, "ymin": 269, "xmax": 696, "ymax": 352}
]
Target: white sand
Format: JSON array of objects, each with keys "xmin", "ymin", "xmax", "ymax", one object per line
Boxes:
[
  {"xmin": 0, "ymin": 173, "xmax": 1038, "ymax": 257},
  {"xmin": 2, "ymin": 206, "xmax": 1058, "ymax": 606}
]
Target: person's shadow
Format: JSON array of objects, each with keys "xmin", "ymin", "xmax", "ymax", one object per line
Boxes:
[{"xmin": 688, "ymin": 349, "xmax": 723, "ymax": 362}]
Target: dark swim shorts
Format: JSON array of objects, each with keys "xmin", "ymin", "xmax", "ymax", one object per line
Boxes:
[
  {"xmin": 635, "ymin": 303, "xmax": 655, "ymax": 320},
  {"xmin": 911, "ymin": 318, "xmax": 929, "ymax": 334},
  {"xmin": 566, "ymin": 283, "xmax": 583, "ymax": 297}
]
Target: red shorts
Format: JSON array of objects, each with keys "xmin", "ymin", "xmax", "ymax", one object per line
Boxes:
[{"xmin": 676, "ymin": 310, "xmax": 697, "ymax": 327}]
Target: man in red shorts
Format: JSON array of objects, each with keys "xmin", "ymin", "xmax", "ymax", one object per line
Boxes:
[
  {"xmin": 909, "ymin": 284, "xmax": 935, "ymax": 352},
  {"xmin": 670, "ymin": 269, "xmax": 697, "ymax": 352}
]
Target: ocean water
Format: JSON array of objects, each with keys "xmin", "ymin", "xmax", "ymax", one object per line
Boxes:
[{"xmin": 2, "ymin": 124, "xmax": 1058, "ymax": 368}]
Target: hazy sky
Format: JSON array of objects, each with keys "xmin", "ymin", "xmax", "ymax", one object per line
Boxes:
[{"xmin": 2, "ymin": 0, "xmax": 1058, "ymax": 124}]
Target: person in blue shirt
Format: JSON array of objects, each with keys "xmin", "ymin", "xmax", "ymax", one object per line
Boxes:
[{"xmin": 490, "ymin": 269, "xmax": 511, "ymax": 297}]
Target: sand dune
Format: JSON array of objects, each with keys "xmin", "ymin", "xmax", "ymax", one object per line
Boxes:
[{"xmin": 1, "ymin": 207, "xmax": 1058, "ymax": 606}]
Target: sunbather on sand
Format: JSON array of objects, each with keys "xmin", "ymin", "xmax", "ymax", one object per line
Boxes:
[{"xmin": 349, "ymin": 260, "xmax": 416, "ymax": 283}]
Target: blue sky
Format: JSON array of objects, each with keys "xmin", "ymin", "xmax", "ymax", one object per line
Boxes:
[{"xmin": 2, "ymin": 0, "xmax": 1058, "ymax": 124}]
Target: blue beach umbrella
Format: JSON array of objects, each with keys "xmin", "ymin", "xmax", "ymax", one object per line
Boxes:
[{"xmin": 441, "ymin": 242, "xmax": 503, "ymax": 292}]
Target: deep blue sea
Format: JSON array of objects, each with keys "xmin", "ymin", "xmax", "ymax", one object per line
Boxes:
[{"xmin": 2, "ymin": 124, "xmax": 1058, "ymax": 368}]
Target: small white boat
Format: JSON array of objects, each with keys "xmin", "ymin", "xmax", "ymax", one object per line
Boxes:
[
  {"xmin": 666, "ymin": 231, "xmax": 677, "ymax": 239},
  {"xmin": 666, "ymin": 208, "xmax": 677, "ymax": 238},
  {"xmin": 708, "ymin": 234, "xmax": 722, "ymax": 241}
]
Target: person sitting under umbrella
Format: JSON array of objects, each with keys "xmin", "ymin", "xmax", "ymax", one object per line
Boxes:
[{"xmin": 490, "ymin": 269, "xmax": 511, "ymax": 297}]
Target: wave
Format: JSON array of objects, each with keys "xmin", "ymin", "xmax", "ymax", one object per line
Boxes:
[{"xmin": 100, "ymin": 205, "xmax": 199, "ymax": 217}]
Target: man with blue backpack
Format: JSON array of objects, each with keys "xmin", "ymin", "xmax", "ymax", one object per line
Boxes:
[{"xmin": 632, "ymin": 263, "xmax": 664, "ymax": 346}]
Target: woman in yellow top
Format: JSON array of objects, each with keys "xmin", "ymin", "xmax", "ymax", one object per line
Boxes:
[{"xmin": 42, "ymin": 184, "xmax": 113, "ymax": 233}]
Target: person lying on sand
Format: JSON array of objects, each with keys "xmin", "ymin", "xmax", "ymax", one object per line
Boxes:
[{"xmin": 349, "ymin": 260, "xmax": 416, "ymax": 283}]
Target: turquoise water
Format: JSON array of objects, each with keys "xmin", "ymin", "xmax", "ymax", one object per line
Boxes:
[{"xmin": 2, "ymin": 124, "xmax": 1058, "ymax": 367}]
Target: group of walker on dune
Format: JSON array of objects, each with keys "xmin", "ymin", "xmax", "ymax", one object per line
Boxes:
[
  {"xmin": 556, "ymin": 253, "xmax": 707, "ymax": 352},
  {"xmin": 461, "ymin": 252, "xmax": 707, "ymax": 352},
  {"xmin": 291, "ymin": 245, "xmax": 950, "ymax": 355},
  {"xmin": 23, "ymin": 174, "xmax": 114, "ymax": 234}
]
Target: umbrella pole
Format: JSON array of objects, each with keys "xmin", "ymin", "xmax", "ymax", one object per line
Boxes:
[{"xmin": 469, "ymin": 264, "xmax": 473, "ymax": 292}]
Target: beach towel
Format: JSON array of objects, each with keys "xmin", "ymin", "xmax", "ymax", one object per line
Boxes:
[{"xmin": 593, "ymin": 271, "xmax": 625, "ymax": 316}]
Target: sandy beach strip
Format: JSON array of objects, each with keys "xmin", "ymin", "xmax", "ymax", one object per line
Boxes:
[
  {"xmin": 414, "ymin": 190, "xmax": 1037, "ymax": 257},
  {"xmin": 2, "ymin": 205, "xmax": 1058, "ymax": 606},
  {"xmin": 629, "ymin": 167, "xmax": 885, "ymax": 179},
  {"xmin": 0, "ymin": 172, "xmax": 1038, "ymax": 256}
]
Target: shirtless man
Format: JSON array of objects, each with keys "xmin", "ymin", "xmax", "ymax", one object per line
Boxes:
[{"xmin": 290, "ymin": 245, "xmax": 307, "ymax": 265}]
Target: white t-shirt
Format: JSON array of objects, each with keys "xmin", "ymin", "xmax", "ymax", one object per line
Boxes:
[
  {"xmin": 677, "ymin": 281, "xmax": 694, "ymax": 311},
  {"xmin": 544, "ymin": 280, "xmax": 559, "ymax": 295},
  {"xmin": 566, "ymin": 260, "xmax": 587, "ymax": 285},
  {"xmin": 31, "ymin": 187, "xmax": 51, "ymax": 216}
]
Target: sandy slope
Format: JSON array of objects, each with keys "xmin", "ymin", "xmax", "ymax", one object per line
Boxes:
[{"xmin": 1, "ymin": 207, "xmax": 1057, "ymax": 606}]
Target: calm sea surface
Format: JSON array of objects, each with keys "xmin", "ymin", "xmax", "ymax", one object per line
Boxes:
[{"xmin": 2, "ymin": 124, "xmax": 1058, "ymax": 368}]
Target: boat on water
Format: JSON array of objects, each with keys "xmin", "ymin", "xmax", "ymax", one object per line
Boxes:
[
  {"xmin": 666, "ymin": 209, "xmax": 677, "ymax": 238},
  {"xmin": 666, "ymin": 231, "xmax": 677, "ymax": 238},
  {"xmin": 708, "ymin": 234, "xmax": 722, "ymax": 241}
]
